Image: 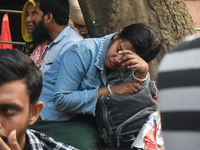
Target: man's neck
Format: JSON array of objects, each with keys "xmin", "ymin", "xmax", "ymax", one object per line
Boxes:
[
  {"xmin": 49, "ymin": 25, "xmax": 67, "ymax": 41},
  {"xmin": 19, "ymin": 134, "xmax": 27, "ymax": 150},
  {"xmin": 23, "ymin": 138, "xmax": 28, "ymax": 150}
]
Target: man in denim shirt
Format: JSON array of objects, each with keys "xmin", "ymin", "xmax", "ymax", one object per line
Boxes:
[{"xmin": 32, "ymin": 23, "xmax": 161, "ymax": 149}]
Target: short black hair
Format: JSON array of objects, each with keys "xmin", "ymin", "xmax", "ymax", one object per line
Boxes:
[
  {"xmin": 119, "ymin": 23, "xmax": 161, "ymax": 63},
  {"xmin": 35, "ymin": 0, "xmax": 69, "ymax": 25},
  {"xmin": 0, "ymin": 49, "xmax": 42, "ymax": 105}
]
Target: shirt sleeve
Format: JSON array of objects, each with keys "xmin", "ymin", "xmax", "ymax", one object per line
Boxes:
[{"xmin": 52, "ymin": 48, "xmax": 98, "ymax": 116}]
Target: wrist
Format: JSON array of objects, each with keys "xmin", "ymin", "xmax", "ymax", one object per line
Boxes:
[
  {"xmin": 107, "ymin": 85, "xmax": 113, "ymax": 94},
  {"xmin": 132, "ymin": 70, "xmax": 149, "ymax": 82}
]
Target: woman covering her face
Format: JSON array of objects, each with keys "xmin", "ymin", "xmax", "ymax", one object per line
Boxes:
[{"xmin": 31, "ymin": 23, "xmax": 161, "ymax": 149}]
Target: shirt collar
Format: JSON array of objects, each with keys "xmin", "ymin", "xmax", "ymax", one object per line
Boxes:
[
  {"xmin": 47, "ymin": 25, "xmax": 70, "ymax": 48},
  {"xmin": 95, "ymin": 33, "xmax": 116, "ymax": 71}
]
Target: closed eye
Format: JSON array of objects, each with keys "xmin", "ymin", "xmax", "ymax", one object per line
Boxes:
[{"xmin": 117, "ymin": 43, "xmax": 123, "ymax": 52}]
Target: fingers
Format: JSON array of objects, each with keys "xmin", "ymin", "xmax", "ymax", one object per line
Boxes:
[
  {"xmin": 118, "ymin": 51, "xmax": 142, "ymax": 67},
  {"xmin": 129, "ymin": 82, "xmax": 141, "ymax": 94},
  {"xmin": 8, "ymin": 130, "xmax": 21, "ymax": 150},
  {"xmin": 126, "ymin": 86, "xmax": 138, "ymax": 94},
  {"xmin": 123, "ymin": 81, "xmax": 141, "ymax": 95},
  {"xmin": 0, "ymin": 137, "xmax": 11, "ymax": 150},
  {"xmin": 123, "ymin": 57, "xmax": 147, "ymax": 71},
  {"xmin": 118, "ymin": 50, "xmax": 137, "ymax": 63},
  {"xmin": 118, "ymin": 50, "xmax": 134, "ymax": 55},
  {"xmin": 132, "ymin": 82, "xmax": 141, "ymax": 90},
  {"xmin": 118, "ymin": 52, "xmax": 148, "ymax": 72}
]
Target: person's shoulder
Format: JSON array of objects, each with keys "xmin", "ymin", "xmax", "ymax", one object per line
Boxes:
[
  {"xmin": 69, "ymin": 37, "xmax": 100, "ymax": 52},
  {"xmin": 67, "ymin": 25, "xmax": 83, "ymax": 39},
  {"xmin": 158, "ymin": 34, "xmax": 200, "ymax": 71},
  {"xmin": 170, "ymin": 34, "xmax": 200, "ymax": 53}
]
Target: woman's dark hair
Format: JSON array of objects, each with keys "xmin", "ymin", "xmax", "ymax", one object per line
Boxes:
[
  {"xmin": 0, "ymin": 49, "xmax": 42, "ymax": 105},
  {"xmin": 119, "ymin": 23, "xmax": 161, "ymax": 63},
  {"xmin": 35, "ymin": 0, "xmax": 69, "ymax": 25}
]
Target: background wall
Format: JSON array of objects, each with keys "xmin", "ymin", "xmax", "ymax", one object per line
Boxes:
[{"xmin": 185, "ymin": 0, "xmax": 200, "ymax": 33}]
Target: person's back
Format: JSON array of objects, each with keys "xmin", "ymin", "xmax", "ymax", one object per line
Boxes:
[{"xmin": 157, "ymin": 34, "xmax": 200, "ymax": 150}]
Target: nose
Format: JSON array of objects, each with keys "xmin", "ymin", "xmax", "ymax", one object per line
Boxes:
[
  {"xmin": 27, "ymin": 15, "xmax": 33, "ymax": 22},
  {"xmin": 114, "ymin": 54, "xmax": 123, "ymax": 64},
  {"xmin": 33, "ymin": 13, "xmax": 36, "ymax": 21}
]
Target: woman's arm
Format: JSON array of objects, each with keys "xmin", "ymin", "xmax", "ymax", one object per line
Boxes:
[
  {"xmin": 98, "ymin": 50, "xmax": 149, "ymax": 98},
  {"xmin": 52, "ymin": 49, "xmax": 98, "ymax": 115},
  {"xmin": 98, "ymin": 81, "xmax": 141, "ymax": 98}
]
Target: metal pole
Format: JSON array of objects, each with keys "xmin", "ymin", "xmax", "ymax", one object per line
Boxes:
[
  {"xmin": 195, "ymin": 28, "xmax": 200, "ymax": 31},
  {"xmin": 0, "ymin": 9, "xmax": 22, "ymax": 14},
  {"xmin": 0, "ymin": 9, "xmax": 23, "ymax": 45},
  {"xmin": 0, "ymin": 41, "xmax": 25, "ymax": 46}
]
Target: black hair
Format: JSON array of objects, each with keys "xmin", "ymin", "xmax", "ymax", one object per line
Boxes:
[
  {"xmin": 119, "ymin": 23, "xmax": 161, "ymax": 63},
  {"xmin": 35, "ymin": 0, "xmax": 69, "ymax": 25},
  {"xmin": 0, "ymin": 49, "xmax": 42, "ymax": 105}
]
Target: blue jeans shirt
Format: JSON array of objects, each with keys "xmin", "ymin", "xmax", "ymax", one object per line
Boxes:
[
  {"xmin": 39, "ymin": 33, "xmax": 149, "ymax": 121},
  {"xmin": 39, "ymin": 25, "xmax": 83, "ymax": 75}
]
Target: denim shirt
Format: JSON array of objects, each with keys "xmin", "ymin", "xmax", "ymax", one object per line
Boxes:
[
  {"xmin": 39, "ymin": 33, "xmax": 150, "ymax": 121},
  {"xmin": 39, "ymin": 25, "xmax": 83, "ymax": 75}
]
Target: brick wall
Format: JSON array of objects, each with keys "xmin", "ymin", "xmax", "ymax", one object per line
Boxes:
[{"xmin": 185, "ymin": 0, "xmax": 200, "ymax": 32}]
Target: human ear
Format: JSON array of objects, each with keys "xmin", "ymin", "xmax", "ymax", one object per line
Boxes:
[
  {"xmin": 114, "ymin": 29, "xmax": 122, "ymax": 40},
  {"xmin": 28, "ymin": 102, "xmax": 44, "ymax": 125},
  {"xmin": 45, "ymin": 13, "xmax": 53, "ymax": 23}
]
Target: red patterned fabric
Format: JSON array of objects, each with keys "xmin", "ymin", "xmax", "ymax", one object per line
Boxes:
[
  {"xmin": 30, "ymin": 25, "xmax": 80, "ymax": 68},
  {"xmin": 30, "ymin": 40, "xmax": 51, "ymax": 68}
]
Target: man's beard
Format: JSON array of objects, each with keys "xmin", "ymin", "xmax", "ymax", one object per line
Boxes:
[{"xmin": 32, "ymin": 19, "xmax": 51, "ymax": 45}]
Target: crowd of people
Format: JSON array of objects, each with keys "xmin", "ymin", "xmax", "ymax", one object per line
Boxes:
[{"xmin": 0, "ymin": 0, "xmax": 199, "ymax": 150}]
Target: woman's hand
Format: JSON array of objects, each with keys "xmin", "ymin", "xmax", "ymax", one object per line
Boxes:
[
  {"xmin": 111, "ymin": 81, "xmax": 141, "ymax": 95},
  {"xmin": 98, "ymin": 81, "xmax": 141, "ymax": 98},
  {"xmin": 119, "ymin": 50, "xmax": 149, "ymax": 83},
  {"xmin": 119, "ymin": 50, "xmax": 148, "ymax": 73}
]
